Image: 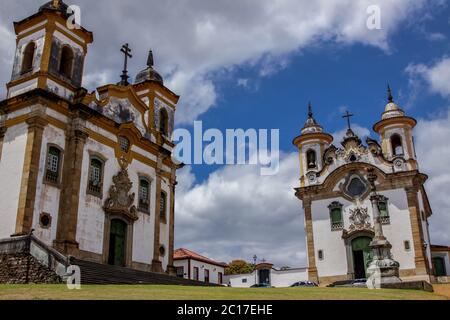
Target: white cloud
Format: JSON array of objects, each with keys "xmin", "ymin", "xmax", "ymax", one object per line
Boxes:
[
  {"xmin": 415, "ymin": 107, "xmax": 450, "ymax": 245},
  {"xmin": 0, "ymin": 0, "xmax": 437, "ymax": 122},
  {"xmin": 175, "ymin": 153, "xmax": 306, "ymax": 267},
  {"xmin": 406, "ymin": 57, "xmax": 450, "ymax": 98}
]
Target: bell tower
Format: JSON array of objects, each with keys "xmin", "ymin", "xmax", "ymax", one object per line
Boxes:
[
  {"xmin": 373, "ymin": 86, "xmax": 418, "ymax": 169},
  {"xmin": 6, "ymin": 0, "xmax": 93, "ymax": 101},
  {"xmin": 293, "ymin": 103, "xmax": 333, "ymax": 187}
]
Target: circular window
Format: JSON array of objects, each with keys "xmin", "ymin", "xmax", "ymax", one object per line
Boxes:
[
  {"xmin": 159, "ymin": 245, "xmax": 166, "ymax": 257},
  {"xmin": 39, "ymin": 213, "xmax": 52, "ymax": 229},
  {"xmin": 343, "ymin": 174, "xmax": 368, "ymax": 199}
]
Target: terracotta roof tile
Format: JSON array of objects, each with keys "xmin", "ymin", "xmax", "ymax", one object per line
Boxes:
[{"xmin": 174, "ymin": 248, "xmax": 228, "ymax": 268}]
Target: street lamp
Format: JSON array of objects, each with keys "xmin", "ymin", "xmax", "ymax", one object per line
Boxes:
[{"xmin": 253, "ymin": 255, "xmax": 257, "ymax": 286}]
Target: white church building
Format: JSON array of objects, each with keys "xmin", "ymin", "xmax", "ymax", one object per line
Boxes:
[
  {"xmin": 293, "ymin": 94, "xmax": 440, "ymax": 286},
  {"xmin": 0, "ymin": 1, "xmax": 181, "ymax": 275}
]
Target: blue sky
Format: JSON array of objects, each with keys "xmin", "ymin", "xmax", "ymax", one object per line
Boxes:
[{"xmin": 1, "ymin": 0, "xmax": 449, "ymax": 266}]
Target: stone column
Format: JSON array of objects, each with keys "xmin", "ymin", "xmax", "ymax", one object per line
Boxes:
[
  {"xmin": 151, "ymin": 157, "xmax": 163, "ymax": 273},
  {"xmin": 54, "ymin": 114, "xmax": 88, "ymax": 256},
  {"xmin": 14, "ymin": 111, "xmax": 48, "ymax": 236},
  {"xmin": 366, "ymin": 170, "xmax": 401, "ymax": 286},
  {"xmin": 303, "ymin": 199, "xmax": 319, "ymax": 283},
  {"xmin": 405, "ymin": 186, "xmax": 429, "ymax": 276}
]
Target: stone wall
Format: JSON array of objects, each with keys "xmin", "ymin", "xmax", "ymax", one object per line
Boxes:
[{"xmin": 0, "ymin": 253, "xmax": 62, "ymax": 284}]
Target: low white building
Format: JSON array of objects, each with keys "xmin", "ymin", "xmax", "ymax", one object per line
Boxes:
[
  {"xmin": 225, "ymin": 263, "xmax": 308, "ymax": 288},
  {"xmin": 173, "ymin": 248, "xmax": 228, "ymax": 285},
  {"xmin": 431, "ymin": 245, "xmax": 450, "ymax": 283}
]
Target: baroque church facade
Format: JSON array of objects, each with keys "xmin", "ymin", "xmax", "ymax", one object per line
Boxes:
[
  {"xmin": 0, "ymin": 1, "xmax": 180, "ymax": 274},
  {"xmin": 293, "ymin": 93, "xmax": 435, "ymax": 285}
]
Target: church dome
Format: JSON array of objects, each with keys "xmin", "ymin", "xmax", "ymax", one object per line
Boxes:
[
  {"xmin": 382, "ymin": 86, "xmax": 405, "ymax": 120},
  {"xmin": 134, "ymin": 50, "xmax": 164, "ymax": 85},
  {"xmin": 301, "ymin": 103, "xmax": 324, "ymax": 134}
]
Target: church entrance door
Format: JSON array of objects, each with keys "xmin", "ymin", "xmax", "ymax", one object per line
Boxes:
[
  {"xmin": 351, "ymin": 237, "xmax": 372, "ymax": 279},
  {"xmin": 108, "ymin": 219, "xmax": 127, "ymax": 267}
]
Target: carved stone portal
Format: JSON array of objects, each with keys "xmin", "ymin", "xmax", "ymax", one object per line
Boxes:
[
  {"xmin": 348, "ymin": 207, "xmax": 371, "ymax": 232},
  {"xmin": 104, "ymin": 168, "xmax": 138, "ymax": 222}
]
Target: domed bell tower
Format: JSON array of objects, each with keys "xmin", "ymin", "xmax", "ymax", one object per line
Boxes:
[
  {"xmin": 373, "ymin": 86, "xmax": 418, "ymax": 170},
  {"xmin": 7, "ymin": 0, "xmax": 93, "ymax": 101},
  {"xmin": 293, "ymin": 103, "xmax": 333, "ymax": 187}
]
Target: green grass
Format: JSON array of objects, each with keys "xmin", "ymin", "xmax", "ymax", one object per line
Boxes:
[{"xmin": 0, "ymin": 285, "xmax": 447, "ymax": 300}]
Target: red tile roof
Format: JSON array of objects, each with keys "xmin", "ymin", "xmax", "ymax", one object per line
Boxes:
[{"xmin": 174, "ymin": 248, "xmax": 228, "ymax": 268}]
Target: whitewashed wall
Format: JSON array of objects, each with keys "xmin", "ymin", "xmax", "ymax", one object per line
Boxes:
[
  {"xmin": 174, "ymin": 259, "xmax": 225, "ymax": 284},
  {"xmin": 32, "ymin": 124, "xmax": 65, "ymax": 245},
  {"xmin": 0, "ymin": 123, "xmax": 28, "ymax": 238},
  {"xmin": 225, "ymin": 268, "xmax": 308, "ymax": 288},
  {"xmin": 311, "ymin": 188, "xmax": 416, "ymax": 278}
]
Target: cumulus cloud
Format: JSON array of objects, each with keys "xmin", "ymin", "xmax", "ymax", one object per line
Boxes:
[
  {"xmin": 175, "ymin": 153, "xmax": 306, "ymax": 267},
  {"xmin": 415, "ymin": 107, "xmax": 450, "ymax": 245},
  {"xmin": 406, "ymin": 56, "xmax": 450, "ymax": 99},
  {"xmin": 0, "ymin": 0, "xmax": 438, "ymax": 122}
]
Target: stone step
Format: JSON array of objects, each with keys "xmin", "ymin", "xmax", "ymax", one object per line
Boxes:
[{"xmin": 70, "ymin": 258, "xmax": 217, "ymax": 286}]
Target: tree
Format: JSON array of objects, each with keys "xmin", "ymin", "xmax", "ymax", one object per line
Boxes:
[{"xmin": 225, "ymin": 260, "xmax": 254, "ymax": 275}]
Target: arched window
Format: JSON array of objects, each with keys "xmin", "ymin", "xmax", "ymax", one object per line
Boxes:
[
  {"xmin": 159, "ymin": 109, "xmax": 169, "ymax": 136},
  {"xmin": 87, "ymin": 157, "xmax": 104, "ymax": 197},
  {"xmin": 59, "ymin": 46, "xmax": 74, "ymax": 79},
  {"xmin": 160, "ymin": 191, "xmax": 167, "ymax": 223},
  {"xmin": 45, "ymin": 146, "xmax": 62, "ymax": 184},
  {"xmin": 21, "ymin": 42, "xmax": 36, "ymax": 74},
  {"xmin": 328, "ymin": 201, "xmax": 343, "ymax": 231},
  {"xmin": 391, "ymin": 134, "xmax": 404, "ymax": 156},
  {"xmin": 306, "ymin": 149, "xmax": 317, "ymax": 169},
  {"xmin": 138, "ymin": 178, "xmax": 150, "ymax": 212}
]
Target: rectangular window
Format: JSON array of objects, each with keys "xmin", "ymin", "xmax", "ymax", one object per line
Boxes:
[
  {"xmin": 45, "ymin": 147, "xmax": 61, "ymax": 184},
  {"xmin": 204, "ymin": 269, "xmax": 210, "ymax": 283},
  {"xmin": 329, "ymin": 202, "xmax": 344, "ymax": 231},
  {"xmin": 87, "ymin": 158, "xmax": 103, "ymax": 197},
  {"xmin": 378, "ymin": 199, "xmax": 390, "ymax": 225},
  {"xmin": 242, "ymin": 279, "xmax": 247, "ymax": 283},
  {"xmin": 318, "ymin": 250, "xmax": 324, "ymax": 261},
  {"xmin": 138, "ymin": 179, "xmax": 150, "ymax": 212},
  {"xmin": 218, "ymin": 272, "xmax": 223, "ymax": 285},
  {"xmin": 193, "ymin": 267, "xmax": 199, "ymax": 281},
  {"xmin": 404, "ymin": 241, "xmax": 411, "ymax": 251}
]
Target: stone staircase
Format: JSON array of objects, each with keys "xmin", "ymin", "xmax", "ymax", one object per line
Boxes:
[{"xmin": 70, "ymin": 258, "xmax": 217, "ymax": 286}]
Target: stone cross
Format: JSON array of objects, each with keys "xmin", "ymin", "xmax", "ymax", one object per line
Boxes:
[
  {"xmin": 119, "ymin": 43, "xmax": 133, "ymax": 86},
  {"xmin": 342, "ymin": 111, "xmax": 354, "ymax": 130}
]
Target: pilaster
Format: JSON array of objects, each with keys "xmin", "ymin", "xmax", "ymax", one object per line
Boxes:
[
  {"xmin": 151, "ymin": 156, "xmax": 163, "ymax": 273},
  {"xmin": 54, "ymin": 113, "xmax": 89, "ymax": 256},
  {"xmin": 14, "ymin": 111, "xmax": 48, "ymax": 236},
  {"xmin": 405, "ymin": 186, "xmax": 429, "ymax": 276},
  {"xmin": 166, "ymin": 167, "xmax": 177, "ymax": 276},
  {"xmin": 303, "ymin": 198, "xmax": 319, "ymax": 283}
]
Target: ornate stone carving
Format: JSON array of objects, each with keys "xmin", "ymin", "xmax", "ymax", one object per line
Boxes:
[
  {"xmin": 348, "ymin": 206, "xmax": 371, "ymax": 232},
  {"xmin": 104, "ymin": 167, "xmax": 138, "ymax": 222}
]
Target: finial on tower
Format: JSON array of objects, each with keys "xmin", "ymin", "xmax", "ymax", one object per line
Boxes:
[
  {"xmin": 52, "ymin": 0, "xmax": 61, "ymax": 8},
  {"xmin": 147, "ymin": 50, "xmax": 154, "ymax": 68},
  {"xmin": 387, "ymin": 84, "xmax": 394, "ymax": 103},
  {"xmin": 308, "ymin": 102, "xmax": 313, "ymax": 118}
]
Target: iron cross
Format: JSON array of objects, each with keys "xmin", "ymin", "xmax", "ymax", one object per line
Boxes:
[
  {"xmin": 342, "ymin": 111, "xmax": 354, "ymax": 130},
  {"xmin": 120, "ymin": 43, "xmax": 133, "ymax": 86}
]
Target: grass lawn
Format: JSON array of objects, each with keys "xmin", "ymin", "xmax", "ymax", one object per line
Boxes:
[{"xmin": 0, "ymin": 284, "xmax": 448, "ymax": 300}]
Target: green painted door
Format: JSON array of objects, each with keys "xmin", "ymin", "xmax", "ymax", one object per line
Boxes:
[
  {"xmin": 433, "ymin": 257, "xmax": 446, "ymax": 277},
  {"xmin": 352, "ymin": 237, "xmax": 373, "ymax": 278},
  {"xmin": 108, "ymin": 219, "xmax": 127, "ymax": 267}
]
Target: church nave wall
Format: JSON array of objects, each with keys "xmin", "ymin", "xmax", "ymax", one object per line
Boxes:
[{"xmin": 0, "ymin": 123, "xmax": 28, "ymax": 239}]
